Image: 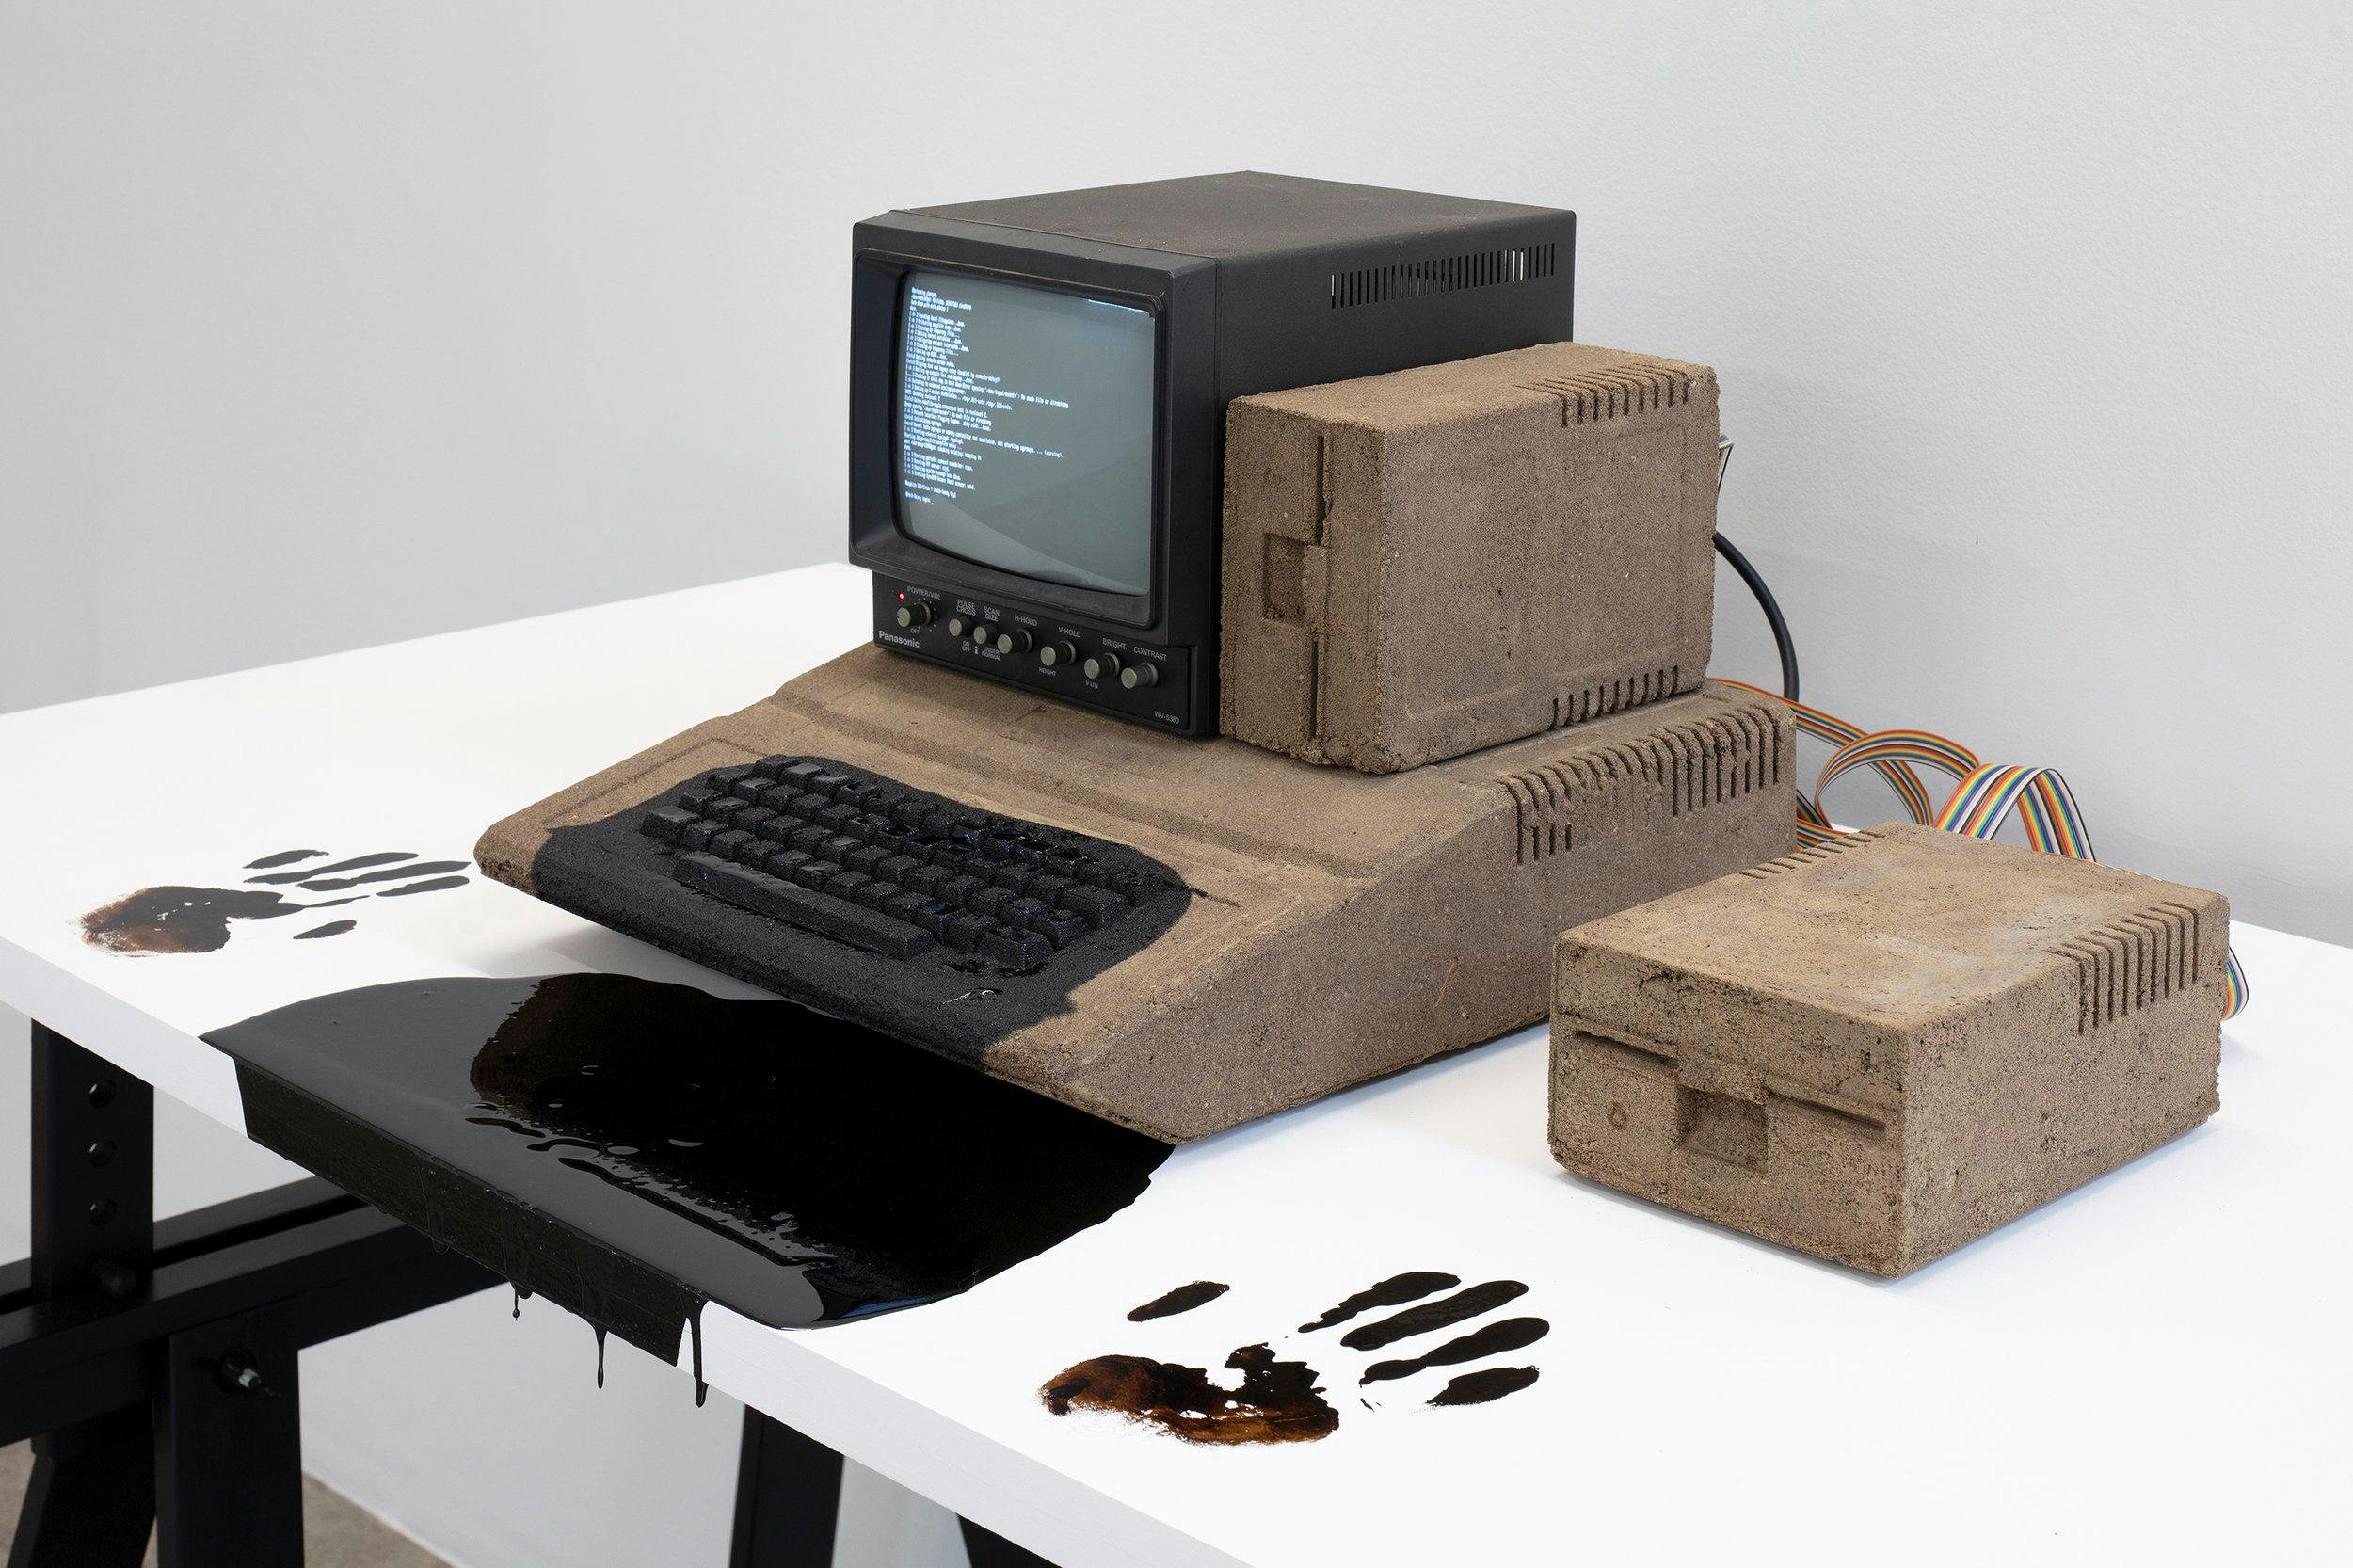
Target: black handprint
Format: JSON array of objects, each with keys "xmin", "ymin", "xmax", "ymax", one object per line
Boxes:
[
  {"xmin": 80, "ymin": 847, "xmax": 471, "ymax": 955},
  {"xmin": 1041, "ymin": 1271, "xmax": 1546, "ymax": 1446}
]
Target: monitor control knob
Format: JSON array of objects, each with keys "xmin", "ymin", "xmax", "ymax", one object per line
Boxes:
[
  {"xmin": 993, "ymin": 628, "xmax": 1032, "ymax": 655},
  {"xmin": 1120, "ymin": 661, "xmax": 1160, "ymax": 691},
  {"xmin": 1080, "ymin": 651, "xmax": 1122, "ymax": 680},
  {"xmin": 944, "ymin": 614, "xmax": 973, "ymax": 639},
  {"xmin": 895, "ymin": 601, "xmax": 933, "ymax": 630},
  {"xmin": 1038, "ymin": 640, "xmax": 1079, "ymax": 668}
]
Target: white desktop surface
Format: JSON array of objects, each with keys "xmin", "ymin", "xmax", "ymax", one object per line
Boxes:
[{"xmin": 0, "ymin": 563, "xmax": 2342, "ymax": 1567}]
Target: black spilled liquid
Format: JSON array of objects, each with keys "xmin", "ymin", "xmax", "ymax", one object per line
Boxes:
[
  {"xmin": 1335, "ymin": 1280, "xmax": 1529, "ymax": 1351},
  {"xmin": 1127, "ymin": 1280, "xmax": 1229, "ymax": 1321},
  {"xmin": 1428, "ymin": 1365, "xmax": 1540, "ymax": 1407},
  {"xmin": 1296, "ymin": 1271, "xmax": 1459, "ymax": 1334},
  {"xmin": 1361, "ymin": 1317, "xmax": 1549, "ymax": 1384},
  {"xmin": 207, "ymin": 973, "xmax": 1171, "ymax": 1359}
]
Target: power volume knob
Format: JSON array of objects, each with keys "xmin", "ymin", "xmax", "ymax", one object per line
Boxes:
[
  {"xmin": 1038, "ymin": 640, "xmax": 1079, "ymax": 668},
  {"xmin": 1120, "ymin": 661, "xmax": 1160, "ymax": 691},
  {"xmin": 1080, "ymin": 651, "xmax": 1122, "ymax": 680},
  {"xmin": 992, "ymin": 627, "xmax": 1032, "ymax": 656},
  {"xmin": 895, "ymin": 601, "xmax": 933, "ymax": 630}
]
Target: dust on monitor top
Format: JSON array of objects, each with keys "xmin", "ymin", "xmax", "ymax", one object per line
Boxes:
[{"xmin": 910, "ymin": 170, "xmax": 1566, "ymax": 259}]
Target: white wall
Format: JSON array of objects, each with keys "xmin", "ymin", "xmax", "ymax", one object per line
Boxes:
[{"xmin": 4, "ymin": 3, "xmax": 2347, "ymax": 1564}]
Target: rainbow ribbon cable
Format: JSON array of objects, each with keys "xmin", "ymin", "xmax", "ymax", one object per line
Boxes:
[{"xmin": 1720, "ymin": 680, "xmax": 2250, "ymax": 1019}]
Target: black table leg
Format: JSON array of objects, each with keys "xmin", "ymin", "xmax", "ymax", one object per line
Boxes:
[
  {"xmin": 959, "ymin": 1516, "xmax": 1059, "ymax": 1568},
  {"xmin": 728, "ymin": 1407, "xmax": 843, "ymax": 1568},
  {"xmin": 6, "ymin": 1408, "xmax": 154, "ymax": 1568},
  {"xmin": 8, "ymin": 1022, "xmax": 497, "ymax": 1565},
  {"xmin": 8, "ymin": 1025, "xmax": 159, "ymax": 1568},
  {"xmin": 154, "ymin": 1304, "xmax": 306, "ymax": 1567}
]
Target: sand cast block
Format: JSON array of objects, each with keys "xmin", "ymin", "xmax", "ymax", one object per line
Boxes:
[
  {"xmin": 1549, "ymin": 822, "xmax": 2230, "ymax": 1275},
  {"xmin": 1222, "ymin": 342, "xmax": 1721, "ymax": 774}
]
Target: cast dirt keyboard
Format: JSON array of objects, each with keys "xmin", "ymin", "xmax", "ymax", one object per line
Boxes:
[
  {"xmin": 475, "ymin": 645, "xmax": 1794, "ymax": 1141},
  {"xmin": 640, "ymin": 756, "xmax": 1180, "ymax": 970}
]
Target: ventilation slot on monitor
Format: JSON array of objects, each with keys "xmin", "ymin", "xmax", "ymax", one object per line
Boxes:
[{"xmin": 1328, "ymin": 243, "xmax": 1558, "ymax": 310}]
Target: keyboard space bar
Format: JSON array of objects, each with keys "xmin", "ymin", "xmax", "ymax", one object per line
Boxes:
[{"xmin": 670, "ymin": 853, "xmax": 936, "ymax": 960}]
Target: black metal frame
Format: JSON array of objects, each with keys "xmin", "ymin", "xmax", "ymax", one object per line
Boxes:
[{"xmin": 8, "ymin": 1021, "xmax": 1058, "ymax": 1568}]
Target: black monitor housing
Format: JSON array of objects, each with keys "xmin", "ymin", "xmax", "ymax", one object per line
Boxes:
[{"xmin": 848, "ymin": 171, "xmax": 1575, "ymax": 736}]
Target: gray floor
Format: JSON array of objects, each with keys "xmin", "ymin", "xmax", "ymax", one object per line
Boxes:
[{"xmin": 0, "ymin": 1441, "xmax": 451, "ymax": 1567}]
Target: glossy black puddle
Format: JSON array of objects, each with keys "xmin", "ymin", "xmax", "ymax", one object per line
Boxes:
[{"xmin": 206, "ymin": 973, "xmax": 1171, "ymax": 1367}]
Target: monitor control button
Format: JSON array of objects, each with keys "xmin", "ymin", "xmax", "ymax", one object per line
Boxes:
[
  {"xmin": 1039, "ymin": 640, "xmax": 1078, "ymax": 668},
  {"xmin": 895, "ymin": 601, "xmax": 934, "ymax": 630},
  {"xmin": 1081, "ymin": 651, "xmax": 1122, "ymax": 680},
  {"xmin": 944, "ymin": 614, "xmax": 973, "ymax": 639},
  {"xmin": 1120, "ymin": 662, "xmax": 1160, "ymax": 691},
  {"xmin": 993, "ymin": 628, "xmax": 1032, "ymax": 656}
]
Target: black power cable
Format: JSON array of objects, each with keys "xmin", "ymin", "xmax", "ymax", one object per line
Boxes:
[
  {"xmin": 1714, "ymin": 530, "xmax": 1799, "ymax": 704},
  {"xmin": 1710, "ymin": 439, "xmax": 1800, "ymax": 704}
]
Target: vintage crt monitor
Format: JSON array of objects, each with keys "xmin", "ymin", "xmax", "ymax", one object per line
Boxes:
[
  {"xmin": 849, "ymin": 171, "xmax": 1577, "ymax": 735},
  {"xmin": 478, "ymin": 173, "xmax": 1798, "ymax": 1143}
]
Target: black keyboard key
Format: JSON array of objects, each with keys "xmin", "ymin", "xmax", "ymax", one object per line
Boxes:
[
  {"xmin": 844, "ymin": 844, "xmax": 890, "ymax": 875},
  {"xmin": 781, "ymin": 761, "xmax": 824, "ymax": 783},
  {"xmin": 762, "ymin": 848, "xmax": 814, "ymax": 877},
  {"xmin": 968, "ymin": 886, "xmax": 1015, "ymax": 919},
  {"xmin": 678, "ymin": 788, "xmax": 722, "ymax": 814},
  {"xmin": 792, "ymin": 859, "xmax": 840, "ymax": 890},
  {"xmin": 1026, "ymin": 873, "xmax": 1074, "ymax": 904},
  {"xmin": 915, "ymin": 904, "xmax": 953, "ymax": 936},
  {"xmin": 757, "ymin": 815, "xmax": 800, "ymax": 844},
  {"xmin": 785, "ymin": 793, "xmax": 827, "ymax": 823},
  {"xmin": 728, "ymin": 776, "xmax": 768, "ymax": 802},
  {"xmin": 753, "ymin": 755, "xmax": 801, "ymax": 779},
  {"xmin": 817, "ymin": 802, "xmax": 861, "ymax": 831},
  {"xmin": 1061, "ymin": 886, "xmax": 1126, "ymax": 927},
  {"xmin": 824, "ymin": 870, "xmax": 873, "ymax": 901},
  {"xmin": 891, "ymin": 800, "xmax": 934, "ymax": 830},
  {"xmin": 787, "ymin": 824, "xmax": 833, "ymax": 854},
  {"xmin": 1035, "ymin": 910, "xmax": 1090, "ymax": 949},
  {"xmin": 680, "ymin": 820, "xmax": 721, "ymax": 852},
  {"xmin": 733, "ymin": 807, "xmax": 777, "ymax": 834},
  {"xmin": 809, "ymin": 772, "xmax": 851, "ymax": 797},
  {"xmin": 709, "ymin": 828, "xmax": 756, "ymax": 859},
  {"xmin": 990, "ymin": 863, "xmax": 1034, "ymax": 895},
  {"xmin": 981, "ymin": 924, "xmax": 1051, "ymax": 968},
  {"xmin": 822, "ymin": 834, "xmax": 863, "ymax": 862},
  {"xmin": 884, "ymin": 890, "xmax": 932, "ymax": 923},
  {"xmin": 904, "ymin": 864, "xmax": 952, "ymax": 896},
  {"xmin": 640, "ymin": 807, "xmax": 696, "ymax": 844},
  {"xmin": 944, "ymin": 914, "xmax": 989, "ymax": 952},
  {"xmin": 705, "ymin": 797, "xmax": 747, "ymax": 825},
  {"xmin": 1001, "ymin": 896, "xmax": 1049, "ymax": 932},
  {"xmin": 938, "ymin": 874, "xmax": 985, "ymax": 907},
  {"xmin": 709, "ymin": 764, "xmax": 758, "ymax": 786},
  {"xmin": 671, "ymin": 853, "xmax": 934, "ymax": 960},
  {"xmin": 875, "ymin": 854, "xmax": 920, "ymax": 884},
  {"xmin": 853, "ymin": 880, "xmax": 899, "ymax": 911}
]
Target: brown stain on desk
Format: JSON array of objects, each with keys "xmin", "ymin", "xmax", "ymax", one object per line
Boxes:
[
  {"xmin": 80, "ymin": 886, "xmax": 332, "ymax": 954},
  {"xmin": 1041, "ymin": 1344, "xmax": 1337, "ymax": 1446}
]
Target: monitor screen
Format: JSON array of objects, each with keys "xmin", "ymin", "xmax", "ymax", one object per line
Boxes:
[{"xmin": 894, "ymin": 269, "xmax": 1156, "ymax": 597}]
